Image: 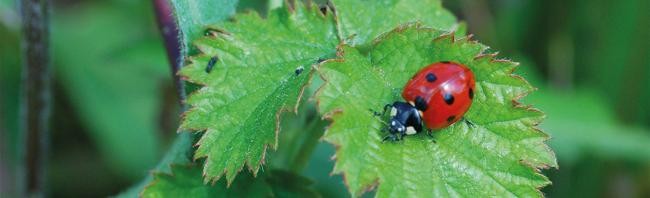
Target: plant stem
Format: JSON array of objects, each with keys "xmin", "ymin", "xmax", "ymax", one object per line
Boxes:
[
  {"xmin": 151, "ymin": 0, "xmax": 197, "ymax": 164},
  {"xmin": 20, "ymin": 0, "xmax": 51, "ymax": 196},
  {"xmin": 153, "ymin": 0, "xmax": 186, "ymax": 105}
]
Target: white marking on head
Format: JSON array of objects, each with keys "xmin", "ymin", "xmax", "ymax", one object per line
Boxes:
[
  {"xmin": 391, "ymin": 121, "xmax": 396, "ymax": 126},
  {"xmin": 390, "ymin": 107, "xmax": 397, "ymax": 116},
  {"xmin": 406, "ymin": 126, "xmax": 417, "ymax": 135}
]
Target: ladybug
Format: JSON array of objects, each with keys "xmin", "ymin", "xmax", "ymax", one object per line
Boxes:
[{"xmin": 381, "ymin": 61, "xmax": 475, "ymax": 141}]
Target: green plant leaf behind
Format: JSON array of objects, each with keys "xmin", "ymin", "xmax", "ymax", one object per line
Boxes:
[
  {"xmin": 140, "ymin": 163, "xmax": 318, "ymax": 198},
  {"xmin": 526, "ymin": 89, "xmax": 650, "ymax": 165},
  {"xmin": 178, "ymin": 2, "xmax": 338, "ymax": 184},
  {"xmin": 316, "ymin": 24, "xmax": 557, "ymax": 197},
  {"xmin": 331, "ymin": 0, "xmax": 457, "ymax": 47},
  {"xmin": 170, "ymin": 0, "xmax": 238, "ymax": 57},
  {"xmin": 52, "ymin": 2, "xmax": 169, "ymax": 179}
]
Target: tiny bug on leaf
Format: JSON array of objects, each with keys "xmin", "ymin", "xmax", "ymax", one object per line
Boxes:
[
  {"xmin": 205, "ymin": 56, "xmax": 218, "ymax": 73},
  {"xmin": 295, "ymin": 66, "xmax": 304, "ymax": 76}
]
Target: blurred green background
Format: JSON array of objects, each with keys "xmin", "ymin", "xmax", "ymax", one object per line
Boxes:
[{"xmin": 1, "ymin": 0, "xmax": 649, "ymax": 197}]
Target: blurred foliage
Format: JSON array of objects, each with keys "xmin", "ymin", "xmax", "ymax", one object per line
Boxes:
[
  {"xmin": 0, "ymin": 0, "xmax": 19, "ymax": 158},
  {"xmin": 528, "ymin": 89, "xmax": 650, "ymax": 165},
  {"xmin": 0, "ymin": 1, "xmax": 20, "ymax": 196},
  {"xmin": 51, "ymin": 1, "xmax": 170, "ymax": 180},
  {"xmin": 569, "ymin": 0, "xmax": 650, "ymax": 125},
  {"xmin": 529, "ymin": 88, "xmax": 650, "ymax": 197},
  {"xmin": 1, "ymin": 0, "xmax": 649, "ymax": 197}
]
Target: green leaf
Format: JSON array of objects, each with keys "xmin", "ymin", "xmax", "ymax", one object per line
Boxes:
[
  {"xmin": 179, "ymin": 2, "xmax": 338, "ymax": 184},
  {"xmin": 170, "ymin": 0, "xmax": 238, "ymax": 56},
  {"xmin": 316, "ymin": 24, "xmax": 557, "ymax": 197},
  {"xmin": 141, "ymin": 164, "xmax": 318, "ymax": 197},
  {"xmin": 331, "ymin": 0, "xmax": 457, "ymax": 47}
]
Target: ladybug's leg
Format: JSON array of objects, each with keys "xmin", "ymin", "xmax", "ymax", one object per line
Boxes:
[
  {"xmin": 383, "ymin": 130, "xmax": 406, "ymax": 142},
  {"xmin": 382, "ymin": 134, "xmax": 399, "ymax": 142},
  {"xmin": 424, "ymin": 128, "xmax": 437, "ymax": 143},
  {"xmin": 399, "ymin": 131, "xmax": 406, "ymax": 140},
  {"xmin": 427, "ymin": 129, "xmax": 438, "ymax": 143},
  {"xmin": 382, "ymin": 104, "xmax": 393, "ymax": 116},
  {"xmin": 462, "ymin": 117, "xmax": 475, "ymax": 128},
  {"xmin": 382, "ymin": 135, "xmax": 390, "ymax": 142},
  {"xmin": 370, "ymin": 109, "xmax": 382, "ymax": 117},
  {"xmin": 369, "ymin": 104, "xmax": 392, "ymax": 117}
]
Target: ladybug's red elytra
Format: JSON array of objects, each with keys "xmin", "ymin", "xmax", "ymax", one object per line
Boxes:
[{"xmin": 381, "ymin": 61, "xmax": 475, "ymax": 141}]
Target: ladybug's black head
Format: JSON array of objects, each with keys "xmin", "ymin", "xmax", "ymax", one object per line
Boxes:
[{"xmin": 383, "ymin": 102, "xmax": 424, "ymax": 141}]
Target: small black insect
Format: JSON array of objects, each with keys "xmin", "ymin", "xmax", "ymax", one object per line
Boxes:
[
  {"xmin": 295, "ymin": 66, "xmax": 304, "ymax": 76},
  {"xmin": 205, "ymin": 56, "xmax": 218, "ymax": 73},
  {"xmin": 319, "ymin": 5, "xmax": 328, "ymax": 15}
]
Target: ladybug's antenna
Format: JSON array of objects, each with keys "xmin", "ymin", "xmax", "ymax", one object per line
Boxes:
[{"xmin": 368, "ymin": 109, "xmax": 391, "ymax": 127}]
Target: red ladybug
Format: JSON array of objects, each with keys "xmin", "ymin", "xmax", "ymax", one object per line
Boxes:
[{"xmin": 381, "ymin": 61, "xmax": 475, "ymax": 141}]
